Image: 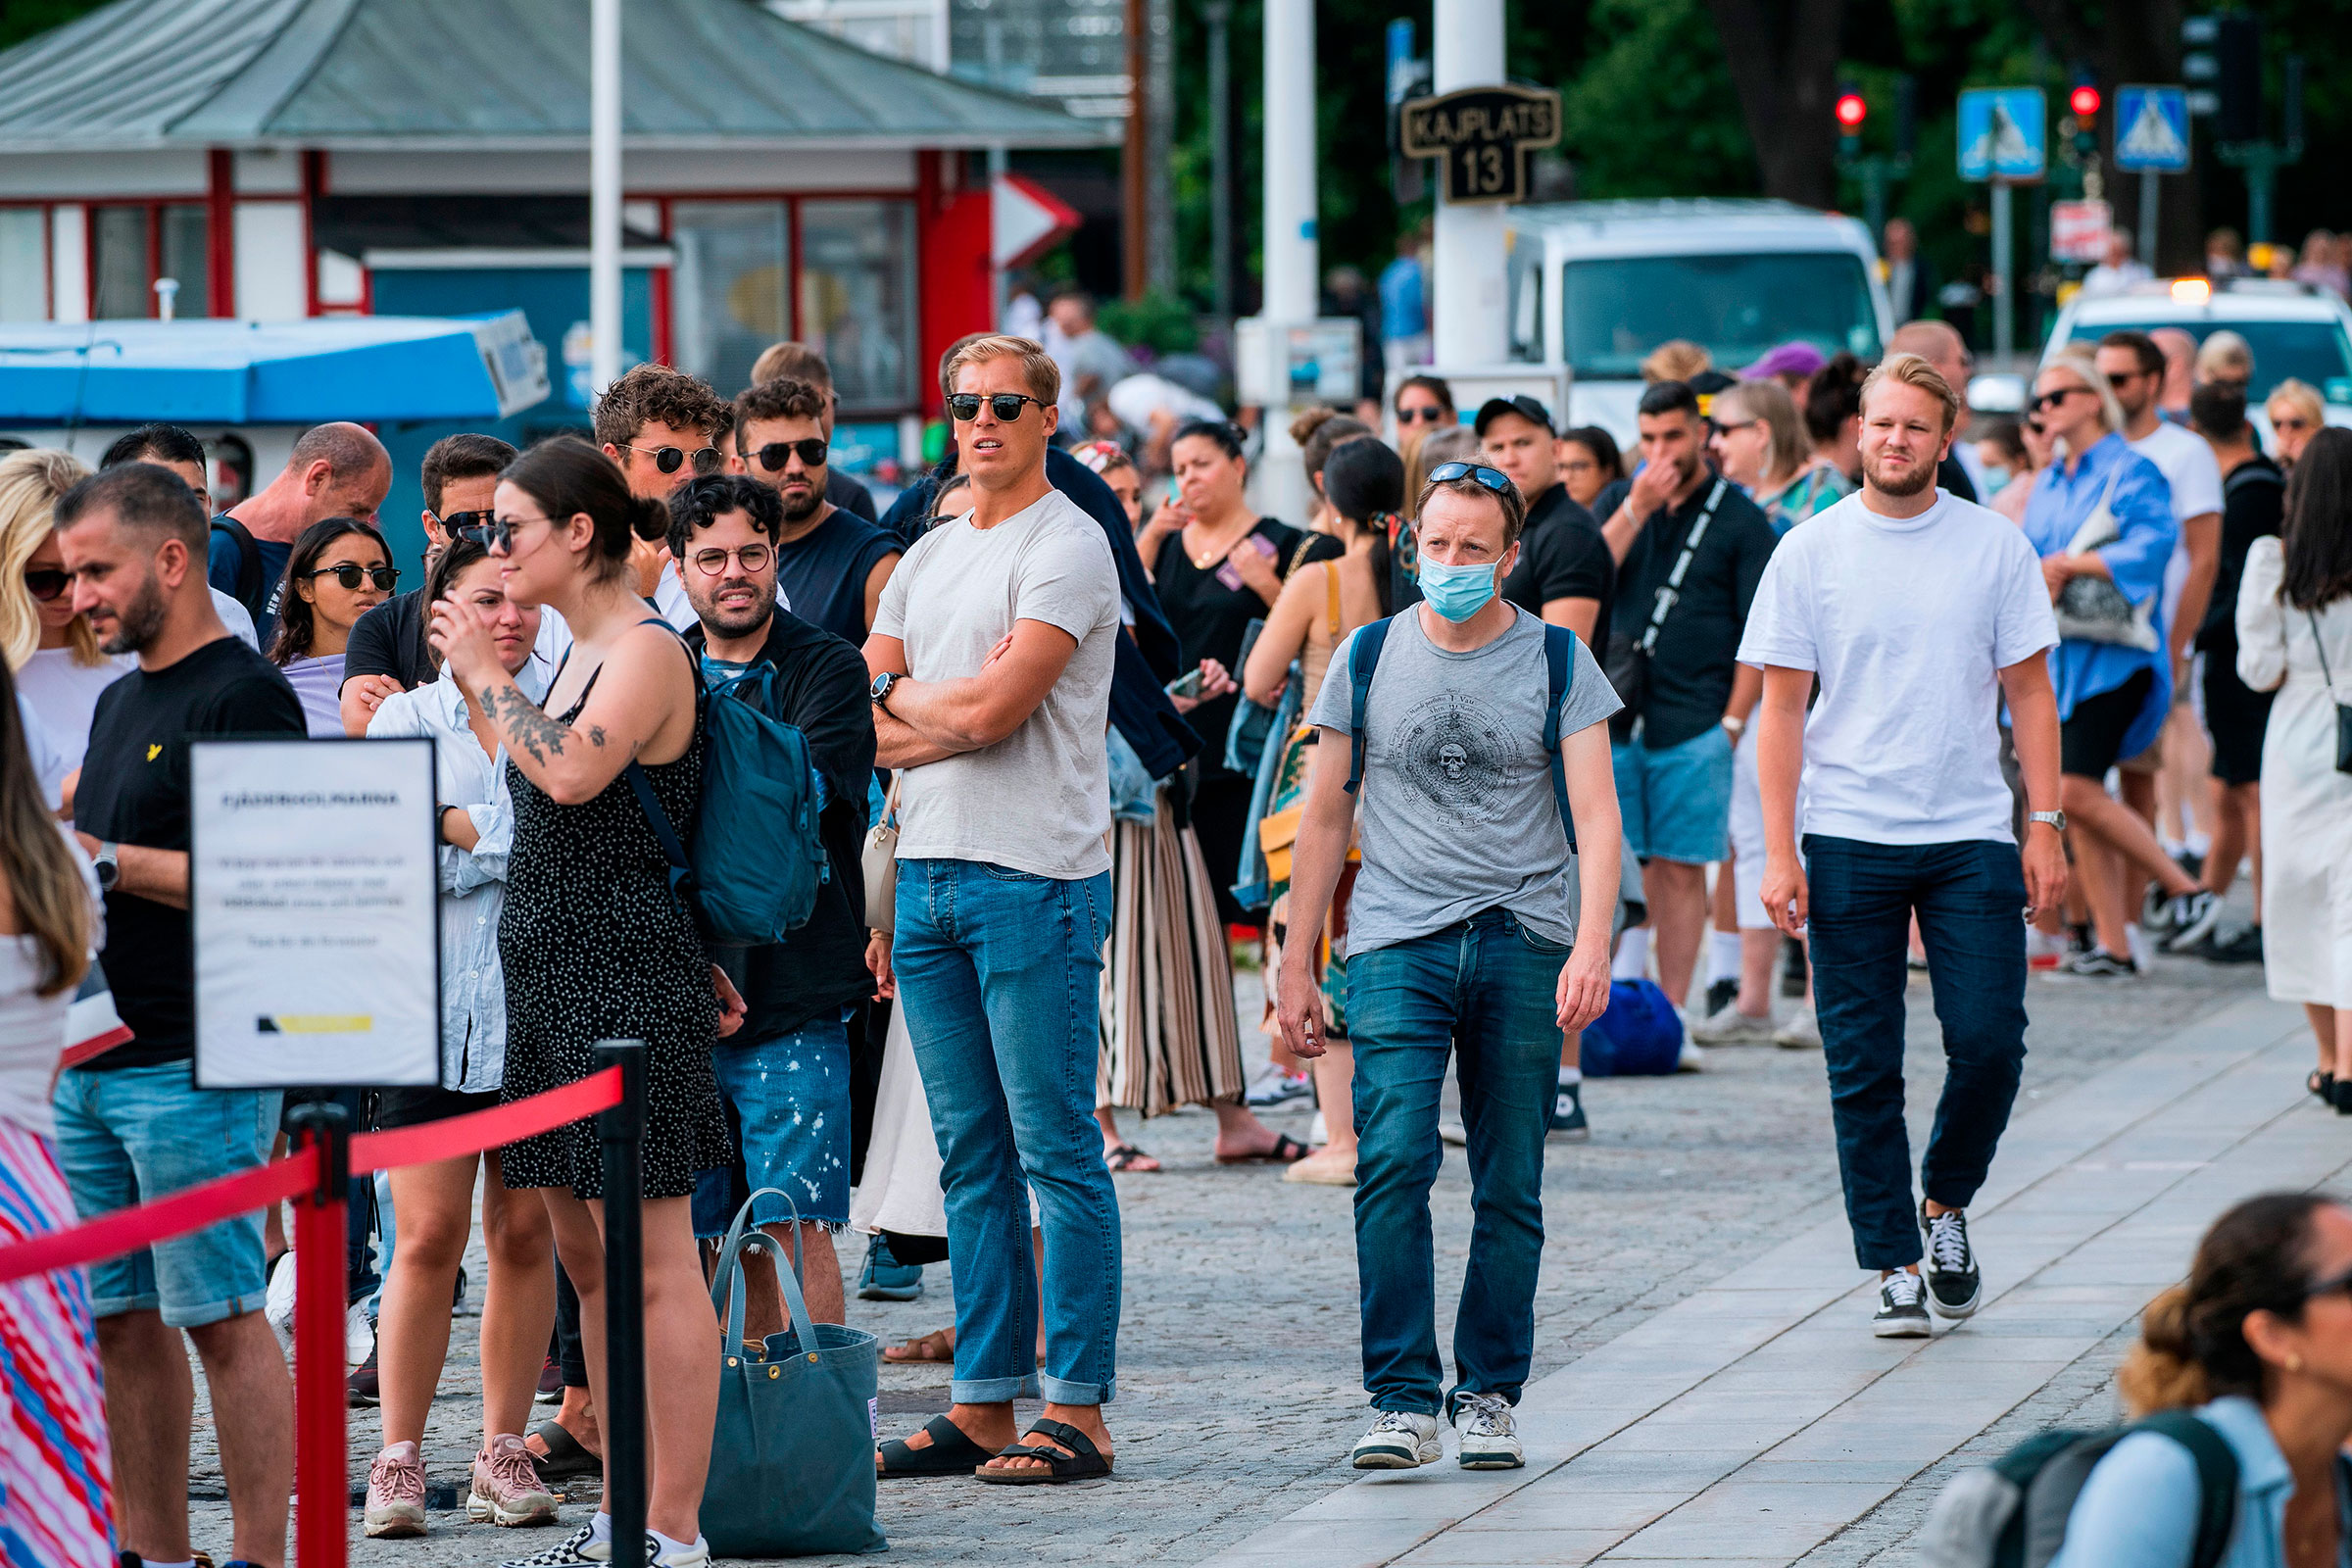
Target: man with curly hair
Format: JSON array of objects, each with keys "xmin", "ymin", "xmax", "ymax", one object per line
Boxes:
[{"xmin": 593, "ymin": 365, "xmax": 736, "ymax": 628}]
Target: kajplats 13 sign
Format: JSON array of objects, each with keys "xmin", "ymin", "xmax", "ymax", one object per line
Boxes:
[{"xmin": 190, "ymin": 737, "xmax": 440, "ymax": 1089}]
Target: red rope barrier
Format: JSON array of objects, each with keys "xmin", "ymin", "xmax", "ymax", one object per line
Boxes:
[{"xmin": 0, "ymin": 1066, "xmax": 624, "ymax": 1286}]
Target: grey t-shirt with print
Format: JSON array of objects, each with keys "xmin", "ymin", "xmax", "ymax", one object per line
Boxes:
[{"xmin": 1303, "ymin": 606, "xmax": 1622, "ymax": 956}]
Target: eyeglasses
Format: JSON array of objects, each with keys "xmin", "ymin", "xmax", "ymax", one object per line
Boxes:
[
  {"xmin": 482, "ymin": 513, "xmax": 555, "ymax": 554},
  {"xmin": 621, "ymin": 443, "xmax": 723, "ymax": 476},
  {"xmin": 2274, "ymin": 416, "xmax": 2314, "ymax": 433},
  {"xmin": 431, "ymin": 509, "xmax": 498, "ymax": 543},
  {"xmin": 2105, "ymin": 370, "xmax": 2148, "ymax": 388},
  {"xmin": 2300, "ymin": 1262, "xmax": 2352, "ymax": 1304},
  {"xmin": 691, "ymin": 543, "xmax": 773, "ymax": 576},
  {"xmin": 2029, "ymin": 387, "xmax": 2089, "ymax": 413},
  {"xmin": 22, "ymin": 566, "xmax": 68, "ymax": 602},
  {"xmin": 1713, "ymin": 418, "xmax": 1764, "ymax": 436},
  {"xmin": 1426, "ymin": 461, "xmax": 1515, "ymax": 495},
  {"xmin": 748, "ymin": 439, "xmax": 828, "ymax": 472},
  {"xmin": 304, "ymin": 563, "xmax": 399, "ymax": 592},
  {"xmin": 947, "ymin": 392, "xmax": 1052, "ymax": 422},
  {"xmin": 1396, "ymin": 405, "xmax": 1451, "ymax": 426}
]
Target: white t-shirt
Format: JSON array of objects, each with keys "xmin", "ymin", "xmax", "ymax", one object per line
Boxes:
[
  {"xmin": 1737, "ymin": 489, "xmax": 2058, "ymax": 845},
  {"xmin": 872, "ymin": 487, "xmax": 1120, "ymax": 880},
  {"xmin": 211, "ymin": 588, "xmax": 260, "ymax": 650},
  {"xmin": 2131, "ymin": 419, "xmax": 2224, "ymax": 629},
  {"xmin": 18, "ymin": 646, "xmax": 133, "ymax": 777}
]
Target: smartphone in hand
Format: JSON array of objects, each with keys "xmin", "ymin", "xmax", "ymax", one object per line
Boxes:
[{"xmin": 1165, "ymin": 664, "xmax": 1206, "ymax": 701}]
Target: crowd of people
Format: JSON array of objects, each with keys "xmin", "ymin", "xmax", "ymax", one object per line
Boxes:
[{"xmin": 1, "ymin": 252, "xmax": 2349, "ymax": 1568}]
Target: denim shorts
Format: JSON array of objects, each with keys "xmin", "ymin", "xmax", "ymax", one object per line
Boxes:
[
  {"xmin": 1612, "ymin": 723, "xmax": 1736, "ymax": 865},
  {"xmin": 693, "ymin": 1016, "xmax": 853, "ymax": 1238},
  {"xmin": 50, "ymin": 1062, "xmax": 282, "ymax": 1327}
]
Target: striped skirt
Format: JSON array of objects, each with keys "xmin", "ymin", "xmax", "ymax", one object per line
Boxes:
[
  {"xmin": 1098, "ymin": 788, "xmax": 1246, "ymax": 1116},
  {"xmin": 0, "ymin": 1118, "xmax": 115, "ymax": 1568}
]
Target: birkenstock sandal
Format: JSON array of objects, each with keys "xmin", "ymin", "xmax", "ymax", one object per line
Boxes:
[
  {"xmin": 877, "ymin": 1414, "xmax": 997, "ymax": 1478},
  {"xmin": 973, "ymin": 1418, "xmax": 1113, "ymax": 1485}
]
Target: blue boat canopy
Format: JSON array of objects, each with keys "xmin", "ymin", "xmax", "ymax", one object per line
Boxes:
[{"xmin": 0, "ymin": 313, "xmax": 550, "ymax": 425}]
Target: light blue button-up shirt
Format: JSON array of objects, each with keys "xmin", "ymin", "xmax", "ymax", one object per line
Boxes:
[
  {"xmin": 2019, "ymin": 431, "xmax": 2179, "ymax": 760},
  {"xmin": 2052, "ymin": 1395, "xmax": 2352, "ymax": 1568},
  {"xmin": 366, "ymin": 662, "xmax": 546, "ymax": 1094}
]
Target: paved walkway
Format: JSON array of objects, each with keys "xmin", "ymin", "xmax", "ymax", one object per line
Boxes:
[{"xmin": 1198, "ymin": 993, "xmax": 2328, "ymax": 1568}]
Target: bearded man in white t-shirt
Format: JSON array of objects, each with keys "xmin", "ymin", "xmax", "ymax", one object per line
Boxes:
[{"xmin": 1741, "ymin": 354, "xmax": 2069, "ymax": 1340}]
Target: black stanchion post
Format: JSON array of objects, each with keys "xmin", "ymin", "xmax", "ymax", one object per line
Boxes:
[{"xmin": 596, "ymin": 1040, "xmax": 648, "ymax": 1568}]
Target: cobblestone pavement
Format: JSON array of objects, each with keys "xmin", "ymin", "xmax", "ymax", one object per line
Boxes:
[{"xmin": 184, "ymin": 936, "xmax": 2273, "ymax": 1567}]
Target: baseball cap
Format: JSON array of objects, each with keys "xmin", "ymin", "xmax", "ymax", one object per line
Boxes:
[
  {"xmin": 1472, "ymin": 394, "xmax": 1553, "ymax": 436},
  {"xmin": 1741, "ymin": 341, "xmax": 1828, "ymax": 382}
]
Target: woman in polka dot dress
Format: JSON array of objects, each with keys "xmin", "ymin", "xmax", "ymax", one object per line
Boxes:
[{"xmin": 430, "ymin": 437, "xmax": 742, "ymax": 1568}]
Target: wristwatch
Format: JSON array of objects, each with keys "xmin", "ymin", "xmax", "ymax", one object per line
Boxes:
[
  {"xmin": 93, "ymin": 841, "xmax": 120, "ymax": 892},
  {"xmin": 2028, "ymin": 809, "xmax": 2068, "ymax": 834},
  {"xmin": 1720, "ymin": 713, "xmax": 1746, "ymax": 738},
  {"xmin": 869, "ymin": 670, "xmax": 901, "ymax": 712}
]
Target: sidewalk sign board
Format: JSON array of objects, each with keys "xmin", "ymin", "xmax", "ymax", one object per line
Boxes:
[
  {"xmin": 191, "ymin": 737, "xmax": 440, "ymax": 1089},
  {"xmin": 2051, "ymin": 200, "xmax": 2114, "ymax": 263},
  {"xmin": 1399, "ymin": 84, "xmax": 1562, "ymax": 205}
]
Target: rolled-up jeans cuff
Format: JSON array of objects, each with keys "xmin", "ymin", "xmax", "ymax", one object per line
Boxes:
[
  {"xmin": 952, "ymin": 1373, "xmax": 1042, "ymax": 1404},
  {"xmin": 1038, "ymin": 1374, "xmax": 1113, "ymax": 1406}
]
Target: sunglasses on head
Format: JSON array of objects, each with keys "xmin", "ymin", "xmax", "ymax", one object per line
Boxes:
[
  {"xmin": 1396, "ymin": 404, "xmax": 1451, "ymax": 426},
  {"xmin": 622, "ymin": 443, "xmax": 723, "ymax": 476},
  {"xmin": 749, "ymin": 439, "xmax": 829, "ymax": 472},
  {"xmin": 305, "ymin": 563, "xmax": 399, "ymax": 592},
  {"xmin": 23, "ymin": 566, "xmax": 68, "ymax": 602},
  {"xmin": 1426, "ymin": 461, "xmax": 1515, "ymax": 495},
  {"xmin": 947, "ymin": 392, "xmax": 1052, "ymax": 423}
]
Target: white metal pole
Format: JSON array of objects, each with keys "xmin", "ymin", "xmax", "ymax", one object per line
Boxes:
[
  {"xmin": 1431, "ymin": 0, "xmax": 1506, "ymax": 367},
  {"xmin": 1255, "ymin": 0, "xmax": 1316, "ymax": 521},
  {"xmin": 987, "ymin": 143, "xmax": 1009, "ymax": 332},
  {"xmin": 590, "ymin": 0, "xmax": 623, "ymax": 393}
]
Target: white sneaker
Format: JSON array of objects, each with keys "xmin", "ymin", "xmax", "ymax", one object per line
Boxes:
[
  {"xmin": 1351, "ymin": 1409, "xmax": 1441, "ymax": 1469},
  {"xmin": 1676, "ymin": 1039, "xmax": 1709, "ymax": 1072},
  {"xmin": 649, "ymin": 1535, "xmax": 710, "ymax": 1568},
  {"xmin": 1773, "ymin": 1004, "xmax": 1821, "ymax": 1050},
  {"xmin": 1690, "ymin": 1000, "xmax": 1776, "ymax": 1045},
  {"xmin": 1451, "ymin": 1392, "xmax": 1526, "ymax": 1470}
]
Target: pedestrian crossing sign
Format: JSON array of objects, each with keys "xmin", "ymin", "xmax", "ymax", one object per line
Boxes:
[
  {"xmin": 1957, "ymin": 87, "xmax": 2046, "ymax": 181},
  {"xmin": 2115, "ymin": 85, "xmax": 2192, "ymax": 173}
]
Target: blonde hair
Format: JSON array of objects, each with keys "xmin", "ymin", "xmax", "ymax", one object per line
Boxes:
[
  {"xmin": 2196, "ymin": 329, "xmax": 2254, "ymax": 383},
  {"xmin": 1642, "ymin": 340, "xmax": 1712, "ymax": 383},
  {"xmin": 2039, "ymin": 346, "xmax": 2128, "ymax": 441},
  {"xmin": 2268, "ymin": 377, "xmax": 2326, "ymax": 431},
  {"xmin": 1858, "ymin": 351, "xmax": 1962, "ymax": 437},
  {"xmin": 0, "ymin": 449, "xmax": 97, "ymax": 672},
  {"xmin": 942, "ymin": 334, "xmax": 1061, "ymax": 409},
  {"xmin": 1716, "ymin": 380, "xmax": 1808, "ymax": 483}
]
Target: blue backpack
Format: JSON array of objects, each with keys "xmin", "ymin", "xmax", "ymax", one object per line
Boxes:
[
  {"xmin": 624, "ymin": 627, "xmax": 832, "ymax": 949},
  {"xmin": 1579, "ymin": 979, "xmax": 1685, "ymax": 1076},
  {"xmin": 1342, "ymin": 614, "xmax": 1582, "ymax": 852}
]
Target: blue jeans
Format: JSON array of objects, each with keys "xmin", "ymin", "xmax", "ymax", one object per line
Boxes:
[
  {"xmin": 1803, "ymin": 835, "xmax": 2029, "ymax": 1270},
  {"xmin": 696, "ymin": 1015, "xmax": 855, "ymax": 1235},
  {"xmin": 51, "ymin": 1063, "xmax": 282, "ymax": 1327},
  {"xmin": 894, "ymin": 858, "xmax": 1118, "ymax": 1405},
  {"xmin": 1612, "ymin": 724, "xmax": 1735, "ymax": 864},
  {"xmin": 1346, "ymin": 908, "xmax": 1565, "ymax": 1417}
]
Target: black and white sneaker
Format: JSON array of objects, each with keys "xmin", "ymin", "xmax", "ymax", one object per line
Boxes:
[
  {"xmin": 2061, "ymin": 948, "xmax": 2137, "ymax": 978},
  {"xmin": 2162, "ymin": 890, "xmax": 2226, "ymax": 953},
  {"xmin": 501, "ymin": 1524, "xmax": 609, "ymax": 1568},
  {"xmin": 1549, "ymin": 1079, "xmax": 1590, "ymax": 1141},
  {"xmin": 1920, "ymin": 1204, "xmax": 1982, "ymax": 1319},
  {"xmin": 1872, "ymin": 1270, "xmax": 1932, "ymax": 1338}
]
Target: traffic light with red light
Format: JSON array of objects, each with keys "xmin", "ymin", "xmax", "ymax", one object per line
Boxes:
[
  {"xmin": 2069, "ymin": 83, "xmax": 2101, "ymax": 119},
  {"xmin": 1835, "ymin": 92, "xmax": 1867, "ymax": 130}
]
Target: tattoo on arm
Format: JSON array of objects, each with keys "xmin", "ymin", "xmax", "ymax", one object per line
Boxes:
[
  {"xmin": 479, "ymin": 678, "xmax": 568, "ymax": 766},
  {"xmin": 589, "ymin": 725, "xmax": 608, "ymax": 748}
]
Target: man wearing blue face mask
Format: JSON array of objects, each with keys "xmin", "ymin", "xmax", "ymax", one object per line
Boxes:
[{"xmin": 1276, "ymin": 463, "xmax": 1627, "ymax": 1473}]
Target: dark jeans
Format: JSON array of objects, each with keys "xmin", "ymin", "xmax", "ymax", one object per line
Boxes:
[
  {"xmin": 1803, "ymin": 835, "xmax": 2029, "ymax": 1270},
  {"xmin": 1345, "ymin": 907, "xmax": 1565, "ymax": 1416},
  {"xmin": 554, "ymin": 1261, "xmax": 586, "ymax": 1389}
]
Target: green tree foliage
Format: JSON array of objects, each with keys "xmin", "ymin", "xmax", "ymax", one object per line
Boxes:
[{"xmin": 1560, "ymin": 0, "xmax": 1756, "ymax": 199}]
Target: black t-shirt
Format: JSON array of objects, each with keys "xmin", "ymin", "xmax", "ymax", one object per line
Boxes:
[
  {"xmin": 1594, "ymin": 472, "xmax": 1779, "ymax": 751},
  {"xmin": 689, "ymin": 612, "xmax": 878, "ymax": 1041},
  {"xmin": 2200, "ymin": 454, "xmax": 2286, "ymax": 653},
  {"xmin": 74, "ymin": 637, "xmax": 307, "ymax": 1070},
  {"xmin": 342, "ymin": 588, "xmax": 430, "ymax": 693},
  {"xmin": 1503, "ymin": 484, "xmax": 1616, "ymax": 640},
  {"xmin": 1152, "ymin": 517, "xmax": 1341, "ymax": 778},
  {"xmin": 826, "ymin": 469, "xmax": 877, "ymax": 523},
  {"xmin": 1936, "ymin": 453, "xmax": 1979, "ymax": 505}
]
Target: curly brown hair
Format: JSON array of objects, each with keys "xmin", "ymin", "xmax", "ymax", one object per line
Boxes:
[
  {"xmin": 734, "ymin": 376, "xmax": 828, "ymax": 428},
  {"xmin": 591, "ymin": 364, "xmax": 731, "ymax": 449}
]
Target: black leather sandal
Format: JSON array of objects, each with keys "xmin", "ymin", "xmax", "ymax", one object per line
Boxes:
[
  {"xmin": 2314, "ymin": 1070, "xmax": 2337, "ymax": 1106},
  {"xmin": 973, "ymin": 1418, "xmax": 1113, "ymax": 1485},
  {"xmin": 877, "ymin": 1414, "xmax": 997, "ymax": 1478}
]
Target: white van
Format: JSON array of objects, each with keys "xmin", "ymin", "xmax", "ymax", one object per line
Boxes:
[{"xmin": 1502, "ymin": 198, "xmax": 1894, "ymax": 445}]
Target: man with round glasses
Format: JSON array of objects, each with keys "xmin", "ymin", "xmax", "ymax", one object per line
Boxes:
[{"xmin": 730, "ymin": 376, "xmax": 900, "ymax": 645}]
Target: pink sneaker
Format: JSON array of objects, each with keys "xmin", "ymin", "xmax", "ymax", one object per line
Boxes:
[
  {"xmin": 470, "ymin": 1432, "xmax": 562, "ymax": 1528},
  {"xmin": 364, "ymin": 1442, "xmax": 427, "ymax": 1539}
]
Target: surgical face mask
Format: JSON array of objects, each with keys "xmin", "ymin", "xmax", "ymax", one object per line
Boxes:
[{"xmin": 1416, "ymin": 551, "xmax": 1501, "ymax": 622}]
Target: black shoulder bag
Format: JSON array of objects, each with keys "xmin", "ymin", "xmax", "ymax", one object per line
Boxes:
[
  {"xmin": 2307, "ymin": 608, "xmax": 2352, "ymax": 775},
  {"xmin": 1603, "ymin": 477, "xmax": 1727, "ymax": 744}
]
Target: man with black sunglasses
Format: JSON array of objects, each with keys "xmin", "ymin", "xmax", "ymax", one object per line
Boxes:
[
  {"xmin": 336, "ymin": 433, "xmax": 549, "ymax": 735},
  {"xmin": 594, "ymin": 364, "xmax": 735, "ymax": 631},
  {"xmin": 731, "ymin": 376, "xmax": 901, "ymax": 645}
]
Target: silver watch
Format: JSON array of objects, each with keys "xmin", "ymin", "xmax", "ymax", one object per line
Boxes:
[
  {"xmin": 2028, "ymin": 809, "xmax": 2067, "ymax": 834},
  {"xmin": 93, "ymin": 841, "xmax": 120, "ymax": 891}
]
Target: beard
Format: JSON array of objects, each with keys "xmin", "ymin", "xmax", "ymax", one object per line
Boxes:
[
  {"xmin": 779, "ymin": 483, "xmax": 821, "ymax": 525},
  {"xmin": 1864, "ymin": 453, "xmax": 1937, "ymax": 498},
  {"xmin": 99, "ymin": 570, "xmax": 170, "ymax": 656},
  {"xmin": 691, "ymin": 584, "xmax": 776, "ymax": 641}
]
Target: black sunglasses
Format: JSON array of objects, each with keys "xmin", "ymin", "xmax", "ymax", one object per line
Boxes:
[
  {"xmin": 621, "ymin": 443, "xmax": 723, "ymax": 476},
  {"xmin": 1396, "ymin": 405, "xmax": 1452, "ymax": 425},
  {"xmin": 304, "ymin": 563, "xmax": 399, "ymax": 592},
  {"xmin": 2029, "ymin": 387, "xmax": 2089, "ymax": 412},
  {"xmin": 947, "ymin": 392, "xmax": 1052, "ymax": 423},
  {"xmin": 23, "ymin": 565, "xmax": 69, "ymax": 602},
  {"xmin": 432, "ymin": 509, "xmax": 497, "ymax": 541},
  {"xmin": 749, "ymin": 439, "xmax": 829, "ymax": 472},
  {"xmin": 1427, "ymin": 461, "xmax": 1516, "ymax": 495}
]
